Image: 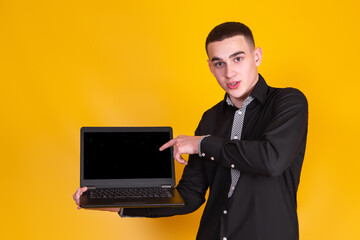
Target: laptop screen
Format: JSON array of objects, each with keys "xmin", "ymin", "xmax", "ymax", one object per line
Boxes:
[{"xmin": 83, "ymin": 131, "xmax": 172, "ymax": 180}]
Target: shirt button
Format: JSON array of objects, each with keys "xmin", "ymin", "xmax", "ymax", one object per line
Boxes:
[
  {"xmin": 233, "ymin": 136, "xmax": 238, "ymax": 140},
  {"xmin": 210, "ymin": 157, "xmax": 214, "ymax": 161},
  {"xmin": 231, "ymin": 186, "xmax": 235, "ymax": 190},
  {"xmin": 238, "ymin": 111, "xmax": 242, "ymax": 115},
  {"xmin": 201, "ymin": 153, "xmax": 205, "ymax": 157},
  {"xmin": 223, "ymin": 237, "xmax": 227, "ymax": 240},
  {"xmin": 231, "ymin": 164, "xmax": 235, "ymax": 168},
  {"xmin": 223, "ymin": 210, "xmax": 227, "ymax": 214}
]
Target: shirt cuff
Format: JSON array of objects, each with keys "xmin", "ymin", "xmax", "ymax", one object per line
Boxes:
[
  {"xmin": 200, "ymin": 135, "xmax": 227, "ymax": 164},
  {"xmin": 198, "ymin": 135, "xmax": 210, "ymax": 157},
  {"xmin": 118, "ymin": 208, "xmax": 125, "ymax": 217},
  {"xmin": 118, "ymin": 208, "xmax": 147, "ymax": 218}
]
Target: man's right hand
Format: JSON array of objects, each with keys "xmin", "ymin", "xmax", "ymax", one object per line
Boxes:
[
  {"xmin": 73, "ymin": 187, "xmax": 121, "ymax": 212},
  {"xmin": 73, "ymin": 186, "xmax": 88, "ymax": 209}
]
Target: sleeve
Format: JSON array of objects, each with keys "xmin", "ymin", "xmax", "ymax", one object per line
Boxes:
[
  {"xmin": 120, "ymin": 115, "xmax": 210, "ymax": 218},
  {"xmin": 200, "ymin": 88, "xmax": 308, "ymax": 177}
]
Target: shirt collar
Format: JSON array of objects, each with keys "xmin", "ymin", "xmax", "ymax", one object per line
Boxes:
[
  {"xmin": 222, "ymin": 73, "xmax": 269, "ymax": 111},
  {"xmin": 225, "ymin": 95, "xmax": 254, "ymax": 108}
]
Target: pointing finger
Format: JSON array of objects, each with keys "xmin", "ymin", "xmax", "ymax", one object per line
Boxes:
[{"xmin": 159, "ymin": 138, "xmax": 176, "ymax": 151}]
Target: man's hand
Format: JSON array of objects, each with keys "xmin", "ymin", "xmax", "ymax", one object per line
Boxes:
[
  {"xmin": 159, "ymin": 135, "xmax": 204, "ymax": 165},
  {"xmin": 73, "ymin": 187, "xmax": 121, "ymax": 212},
  {"xmin": 73, "ymin": 186, "xmax": 88, "ymax": 209}
]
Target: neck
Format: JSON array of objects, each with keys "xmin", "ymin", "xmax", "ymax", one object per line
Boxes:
[{"xmin": 230, "ymin": 96, "xmax": 247, "ymax": 109}]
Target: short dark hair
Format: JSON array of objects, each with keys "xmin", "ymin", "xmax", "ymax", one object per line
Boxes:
[{"xmin": 205, "ymin": 22, "xmax": 255, "ymax": 55}]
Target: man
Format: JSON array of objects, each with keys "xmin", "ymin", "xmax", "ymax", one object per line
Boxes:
[{"xmin": 74, "ymin": 22, "xmax": 308, "ymax": 240}]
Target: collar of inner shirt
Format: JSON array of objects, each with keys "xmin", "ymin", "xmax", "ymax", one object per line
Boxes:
[{"xmin": 226, "ymin": 95, "xmax": 253, "ymax": 108}]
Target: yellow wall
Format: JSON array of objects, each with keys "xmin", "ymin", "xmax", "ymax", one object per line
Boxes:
[{"xmin": 1, "ymin": 0, "xmax": 359, "ymax": 239}]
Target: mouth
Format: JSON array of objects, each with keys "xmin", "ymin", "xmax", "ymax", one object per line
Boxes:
[{"xmin": 227, "ymin": 81, "xmax": 240, "ymax": 89}]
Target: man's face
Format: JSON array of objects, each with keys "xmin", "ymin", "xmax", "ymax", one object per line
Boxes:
[{"xmin": 207, "ymin": 35, "xmax": 262, "ymax": 108}]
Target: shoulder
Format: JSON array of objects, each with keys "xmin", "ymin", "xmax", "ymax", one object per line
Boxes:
[
  {"xmin": 201, "ymin": 99, "xmax": 224, "ymax": 119},
  {"xmin": 266, "ymin": 87, "xmax": 308, "ymax": 118},
  {"xmin": 194, "ymin": 100, "xmax": 224, "ymax": 135},
  {"xmin": 269, "ymin": 87, "xmax": 308, "ymax": 107}
]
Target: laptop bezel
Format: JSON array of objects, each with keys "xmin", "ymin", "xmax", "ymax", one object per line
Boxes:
[{"xmin": 80, "ymin": 126, "xmax": 175, "ymax": 189}]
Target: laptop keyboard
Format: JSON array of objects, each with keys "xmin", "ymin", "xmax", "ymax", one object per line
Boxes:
[{"xmin": 89, "ymin": 187, "xmax": 174, "ymax": 199}]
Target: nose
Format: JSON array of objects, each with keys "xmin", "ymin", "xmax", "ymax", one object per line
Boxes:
[{"xmin": 225, "ymin": 63, "xmax": 236, "ymax": 79}]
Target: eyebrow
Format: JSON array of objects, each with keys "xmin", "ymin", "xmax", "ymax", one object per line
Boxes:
[{"xmin": 211, "ymin": 51, "xmax": 246, "ymax": 62}]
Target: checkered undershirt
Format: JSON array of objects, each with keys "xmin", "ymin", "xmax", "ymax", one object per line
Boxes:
[
  {"xmin": 198, "ymin": 95, "xmax": 254, "ymax": 198},
  {"xmin": 226, "ymin": 95, "xmax": 254, "ymax": 197}
]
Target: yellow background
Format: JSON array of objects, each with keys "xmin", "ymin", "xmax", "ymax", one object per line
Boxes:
[{"xmin": 1, "ymin": 0, "xmax": 359, "ymax": 239}]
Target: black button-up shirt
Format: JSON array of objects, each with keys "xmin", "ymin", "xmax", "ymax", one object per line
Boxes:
[{"xmin": 122, "ymin": 74, "xmax": 308, "ymax": 240}]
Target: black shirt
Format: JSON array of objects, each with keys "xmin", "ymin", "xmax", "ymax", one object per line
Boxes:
[{"xmin": 122, "ymin": 74, "xmax": 308, "ymax": 240}]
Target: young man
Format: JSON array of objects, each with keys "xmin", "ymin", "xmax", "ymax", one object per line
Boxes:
[{"xmin": 74, "ymin": 22, "xmax": 308, "ymax": 240}]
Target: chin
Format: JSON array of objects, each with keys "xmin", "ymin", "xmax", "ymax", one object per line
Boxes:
[{"xmin": 228, "ymin": 91, "xmax": 244, "ymax": 99}]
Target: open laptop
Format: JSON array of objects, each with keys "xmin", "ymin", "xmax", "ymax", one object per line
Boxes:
[{"xmin": 79, "ymin": 126, "xmax": 184, "ymax": 208}]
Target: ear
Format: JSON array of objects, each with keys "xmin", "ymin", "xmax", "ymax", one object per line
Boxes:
[
  {"xmin": 254, "ymin": 47, "xmax": 263, "ymax": 67},
  {"xmin": 207, "ymin": 59, "xmax": 215, "ymax": 76}
]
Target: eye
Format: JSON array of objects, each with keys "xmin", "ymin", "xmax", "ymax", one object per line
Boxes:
[
  {"xmin": 234, "ymin": 57, "xmax": 243, "ymax": 63},
  {"xmin": 214, "ymin": 62, "xmax": 225, "ymax": 68}
]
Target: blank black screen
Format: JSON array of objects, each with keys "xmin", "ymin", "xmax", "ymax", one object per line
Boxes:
[{"xmin": 84, "ymin": 131, "xmax": 172, "ymax": 179}]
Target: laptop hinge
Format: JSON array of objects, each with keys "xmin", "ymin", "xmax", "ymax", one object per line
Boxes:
[
  {"xmin": 87, "ymin": 186, "xmax": 96, "ymax": 190},
  {"xmin": 161, "ymin": 185, "xmax": 172, "ymax": 188}
]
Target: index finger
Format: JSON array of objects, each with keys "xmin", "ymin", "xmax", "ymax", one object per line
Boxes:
[{"xmin": 159, "ymin": 138, "xmax": 176, "ymax": 151}]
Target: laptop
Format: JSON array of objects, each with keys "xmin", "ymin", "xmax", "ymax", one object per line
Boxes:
[{"xmin": 79, "ymin": 126, "xmax": 185, "ymax": 208}]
